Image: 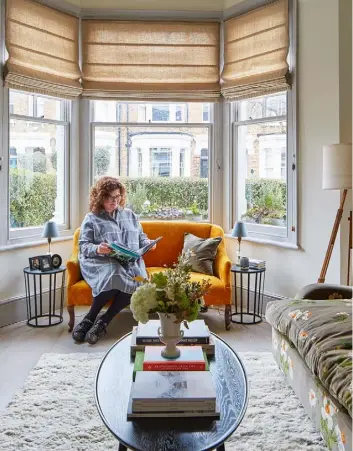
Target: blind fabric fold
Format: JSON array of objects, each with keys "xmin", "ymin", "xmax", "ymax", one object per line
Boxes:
[
  {"xmin": 221, "ymin": 0, "xmax": 290, "ymax": 100},
  {"xmin": 5, "ymin": 0, "xmax": 82, "ymax": 99},
  {"xmin": 82, "ymin": 20, "xmax": 220, "ymax": 101}
]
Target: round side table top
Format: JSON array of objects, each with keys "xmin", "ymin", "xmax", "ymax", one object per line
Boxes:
[
  {"xmin": 23, "ymin": 265, "xmax": 66, "ymax": 275},
  {"xmin": 95, "ymin": 332, "xmax": 249, "ymax": 451},
  {"xmin": 231, "ymin": 264, "xmax": 266, "ymax": 274}
]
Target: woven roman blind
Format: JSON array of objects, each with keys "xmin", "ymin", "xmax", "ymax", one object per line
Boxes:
[
  {"xmin": 5, "ymin": 0, "xmax": 82, "ymax": 99},
  {"xmin": 221, "ymin": 0, "xmax": 290, "ymax": 100},
  {"xmin": 82, "ymin": 20, "xmax": 220, "ymax": 101}
]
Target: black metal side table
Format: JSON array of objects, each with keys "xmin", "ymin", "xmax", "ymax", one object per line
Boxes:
[
  {"xmin": 23, "ymin": 265, "xmax": 66, "ymax": 327},
  {"xmin": 230, "ymin": 264, "xmax": 266, "ymax": 324}
]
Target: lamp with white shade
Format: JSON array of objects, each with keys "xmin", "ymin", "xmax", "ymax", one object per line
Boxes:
[{"xmin": 319, "ymin": 143, "xmax": 352, "ymax": 284}]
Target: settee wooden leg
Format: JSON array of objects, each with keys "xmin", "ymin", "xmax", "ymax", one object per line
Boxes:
[
  {"xmin": 67, "ymin": 306, "xmax": 75, "ymax": 332},
  {"xmin": 225, "ymin": 305, "xmax": 231, "ymax": 331},
  {"xmin": 200, "ymin": 306, "xmax": 208, "ymax": 313}
]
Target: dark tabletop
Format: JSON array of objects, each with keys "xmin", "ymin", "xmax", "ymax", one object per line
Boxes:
[
  {"xmin": 95, "ymin": 332, "xmax": 249, "ymax": 451},
  {"xmin": 23, "ymin": 265, "xmax": 66, "ymax": 275},
  {"xmin": 231, "ymin": 264, "xmax": 266, "ymax": 274}
]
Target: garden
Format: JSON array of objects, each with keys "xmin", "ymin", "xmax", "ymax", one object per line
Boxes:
[{"xmin": 9, "ymin": 169, "xmax": 286, "ymax": 227}]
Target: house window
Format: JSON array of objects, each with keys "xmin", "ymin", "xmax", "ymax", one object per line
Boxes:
[
  {"xmin": 150, "ymin": 148, "xmax": 172, "ymax": 177},
  {"xmin": 202, "ymin": 104, "xmax": 210, "ymax": 122},
  {"xmin": 233, "ymin": 92, "xmax": 296, "ymax": 243},
  {"xmin": 200, "ymin": 148, "xmax": 208, "ymax": 178},
  {"xmin": 91, "ymin": 101, "xmax": 212, "ymax": 221},
  {"xmin": 152, "ymin": 105, "xmax": 170, "ymax": 122},
  {"xmin": 179, "ymin": 149, "xmax": 185, "ymax": 176},
  {"xmin": 8, "ymin": 89, "xmax": 70, "ymax": 237}
]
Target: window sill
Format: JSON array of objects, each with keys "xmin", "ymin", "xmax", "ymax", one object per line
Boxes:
[
  {"xmin": 0, "ymin": 235, "xmax": 74, "ymax": 253},
  {"xmin": 225, "ymin": 234, "xmax": 300, "ymax": 250}
]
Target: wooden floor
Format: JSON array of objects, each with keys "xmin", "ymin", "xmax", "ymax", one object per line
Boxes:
[{"xmin": 0, "ymin": 306, "xmax": 272, "ymax": 413}]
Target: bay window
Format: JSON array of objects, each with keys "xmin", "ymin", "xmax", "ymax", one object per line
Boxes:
[
  {"xmin": 91, "ymin": 101, "xmax": 213, "ymax": 221},
  {"xmin": 233, "ymin": 92, "xmax": 297, "ymax": 244},
  {"xmin": 8, "ymin": 90, "xmax": 70, "ymax": 240}
]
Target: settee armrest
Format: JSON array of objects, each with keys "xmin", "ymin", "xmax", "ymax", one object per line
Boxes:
[
  {"xmin": 66, "ymin": 257, "xmax": 81, "ymax": 288},
  {"xmin": 295, "ymin": 283, "xmax": 352, "ymax": 300},
  {"xmin": 214, "ymin": 249, "xmax": 231, "ymax": 288}
]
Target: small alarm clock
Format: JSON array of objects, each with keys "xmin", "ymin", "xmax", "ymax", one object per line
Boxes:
[{"xmin": 51, "ymin": 253, "xmax": 62, "ymax": 269}]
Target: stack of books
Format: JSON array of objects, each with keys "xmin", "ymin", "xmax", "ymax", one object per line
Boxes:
[
  {"xmin": 128, "ymin": 319, "xmax": 220, "ymax": 420},
  {"xmin": 127, "ymin": 371, "xmax": 219, "ymax": 420},
  {"xmin": 249, "ymin": 258, "xmax": 266, "ymax": 269},
  {"xmin": 130, "ymin": 319, "xmax": 215, "ymax": 357}
]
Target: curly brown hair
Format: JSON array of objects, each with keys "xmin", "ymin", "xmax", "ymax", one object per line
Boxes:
[{"xmin": 89, "ymin": 176, "xmax": 126, "ymax": 214}]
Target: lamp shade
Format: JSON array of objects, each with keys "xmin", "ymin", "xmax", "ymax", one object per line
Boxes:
[
  {"xmin": 232, "ymin": 221, "xmax": 248, "ymax": 238},
  {"xmin": 323, "ymin": 143, "xmax": 352, "ymax": 190},
  {"xmin": 42, "ymin": 220, "xmax": 59, "ymax": 239}
]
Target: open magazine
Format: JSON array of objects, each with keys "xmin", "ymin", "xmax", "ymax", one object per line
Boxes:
[{"xmin": 108, "ymin": 237, "xmax": 162, "ymax": 264}]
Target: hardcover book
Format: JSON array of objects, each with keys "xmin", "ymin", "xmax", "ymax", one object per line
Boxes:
[
  {"xmin": 108, "ymin": 237, "xmax": 162, "ymax": 264},
  {"xmin": 131, "ymin": 371, "xmax": 217, "ymax": 413},
  {"xmin": 130, "ymin": 327, "xmax": 215, "ymax": 357},
  {"xmin": 136, "ymin": 319, "xmax": 210, "ymax": 345},
  {"xmin": 143, "ymin": 346, "xmax": 206, "ymax": 371}
]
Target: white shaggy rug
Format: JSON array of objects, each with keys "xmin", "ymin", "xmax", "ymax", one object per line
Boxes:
[{"xmin": 0, "ymin": 352, "xmax": 326, "ymax": 451}]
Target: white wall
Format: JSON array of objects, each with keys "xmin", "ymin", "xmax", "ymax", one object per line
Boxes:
[{"xmin": 225, "ymin": 0, "xmax": 346, "ymax": 298}]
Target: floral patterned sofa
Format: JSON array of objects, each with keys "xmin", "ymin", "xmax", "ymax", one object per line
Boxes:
[{"xmin": 266, "ymin": 284, "xmax": 352, "ymax": 451}]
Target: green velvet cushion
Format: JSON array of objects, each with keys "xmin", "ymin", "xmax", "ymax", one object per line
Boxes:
[{"xmin": 182, "ymin": 232, "xmax": 222, "ymax": 276}]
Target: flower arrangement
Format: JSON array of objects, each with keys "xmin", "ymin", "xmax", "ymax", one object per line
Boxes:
[{"xmin": 130, "ymin": 250, "xmax": 211, "ymax": 325}]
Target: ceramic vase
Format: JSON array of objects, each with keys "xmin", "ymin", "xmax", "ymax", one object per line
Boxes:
[{"xmin": 157, "ymin": 312, "xmax": 184, "ymax": 359}]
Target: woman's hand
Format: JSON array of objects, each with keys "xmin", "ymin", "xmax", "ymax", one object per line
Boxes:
[
  {"xmin": 97, "ymin": 242, "xmax": 112, "ymax": 255},
  {"xmin": 151, "ymin": 244, "xmax": 157, "ymax": 251}
]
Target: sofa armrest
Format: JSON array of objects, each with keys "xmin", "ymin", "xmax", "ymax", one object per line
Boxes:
[
  {"xmin": 295, "ymin": 283, "xmax": 352, "ymax": 300},
  {"xmin": 214, "ymin": 249, "xmax": 232, "ymax": 288},
  {"xmin": 66, "ymin": 257, "xmax": 81, "ymax": 288}
]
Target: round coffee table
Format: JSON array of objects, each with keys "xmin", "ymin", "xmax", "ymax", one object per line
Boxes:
[{"xmin": 95, "ymin": 332, "xmax": 248, "ymax": 451}]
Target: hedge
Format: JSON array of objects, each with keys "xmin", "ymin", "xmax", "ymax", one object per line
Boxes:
[
  {"xmin": 245, "ymin": 178, "xmax": 286, "ymax": 211},
  {"xmin": 121, "ymin": 177, "xmax": 209, "ymax": 212},
  {"xmin": 10, "ymin": 169, "xmax": 57, "ymax": 228}
]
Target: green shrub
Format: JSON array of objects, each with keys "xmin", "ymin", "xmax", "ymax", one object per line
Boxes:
[
  {"xmin": 10, "ymin": 169, "xmax": 57, "ymax": 227},
  {"xmin": 121, "ymin": 177, "xmax": 208, "ymax": 212}
]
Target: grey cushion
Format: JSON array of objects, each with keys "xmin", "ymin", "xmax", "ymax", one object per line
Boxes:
[{"xmin": 182, "ymin": 232, "xmax": 222, "ymax": 276}]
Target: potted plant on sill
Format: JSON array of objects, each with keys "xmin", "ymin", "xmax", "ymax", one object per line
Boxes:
[{"xmin": 130, "ymin": 251, "xmax": 211, "ymax": 359}]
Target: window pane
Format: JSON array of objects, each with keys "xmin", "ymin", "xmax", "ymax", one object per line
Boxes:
[
  {"xmin": 92, "ymin": 101, "xmax": 212, "ymax": 124},
  {"xmin": 9, "ymin": 91, "xmax": 34, "ymax": 116},
  {"xmin": 9, "ymin": 120, "xmax": 66, "ymax": 228},
  {"xmin": 93, "ymin": 124, "xmax": 210, "ymax": 221},
  {"xmin": 152, "ymin": 105, "xmax": 170, "ymax": 121},
  {"xmin": 237, "ymin": 121, "xmax": 287, "ymax": 228},
  {"xmin": 238, "ymin": 93, "xmax": 287, "ymax": 121},
  {"xmin": 37, "ymin": 96, "xmax": 62, "ymax": 120}
]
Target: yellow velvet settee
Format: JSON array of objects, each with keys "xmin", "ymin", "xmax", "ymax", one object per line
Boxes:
[{"xmin": 66, "ymin": 221, "xmax": 232, "ymax": 331}]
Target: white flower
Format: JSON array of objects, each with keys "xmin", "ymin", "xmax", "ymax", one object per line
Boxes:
[
  {"xmin": 288, "ymin": 310, "xmax": 303, "ymax": 321},
  {"xmin": 321, "ymin": 397, "xmax": 337, "ymax": 430},
  {"xmin": 335, "ymin": 425, "xmax": 346, "ymax": 451},
  {"xmin": 287, "ymin": 356, "xmax": 294, "ymax": 379},
  {"xmin": 336, "ymin": 312, "xmax": 349, "ymax": 318},
  {"xmin": 130, "ymin": 283, "xmax": 158, "ymax": 323},
  {"xmin": 301, "ymin": 310, "xmax": 312, "ymax": 320},
  {"xmin": 309, "ymin": 389, "xmax": 317, "ymax": 407},
  {"xmin": 272, "ymin": 336, "xmax": 279, "ymax": 350}
]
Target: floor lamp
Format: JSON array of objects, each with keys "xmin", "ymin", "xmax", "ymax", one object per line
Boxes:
[{"xmin": 318, "ymin": 143, "xmax": 352, "ymax": 284}]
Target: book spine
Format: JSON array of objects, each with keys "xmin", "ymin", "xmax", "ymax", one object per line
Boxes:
[
  {"xmin": 136, "ymin": 337, "xmax": 209, "ymax": 345},
  {"xmin": 143, "ymin": 362, "xmax": 206, "ymax": 371},
  {"xmin": 132, "ymin": 401, "xmax": 216, "ymax": 412}
]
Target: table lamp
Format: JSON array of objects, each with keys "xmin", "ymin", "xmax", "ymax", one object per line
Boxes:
[
  {"xmin": 319, "ymin": 143, "xmax": 352, "ymax": 284},
  {"xmin": 42, "ymin": 220, "xmax": 59, "ymax": 255},
  {"xmin": 232, "ymin": 221, "xmax": 248, "ymax": 265}
]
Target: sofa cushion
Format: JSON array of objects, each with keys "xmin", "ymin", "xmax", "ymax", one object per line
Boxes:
[{"xmin": 182, "ymin": 232, "xmax": 222, "ymax": 276}]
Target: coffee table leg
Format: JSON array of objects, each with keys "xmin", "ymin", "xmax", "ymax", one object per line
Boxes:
[
  {"xmin": 216, "ymin": 443, "xmax": 225, "ymax": 451},
  {"xmin": 118, "ymin": 443, "xmax": 128, "ymax": 451}
]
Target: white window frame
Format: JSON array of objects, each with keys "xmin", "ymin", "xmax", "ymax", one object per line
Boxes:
[
  {"xmin": 89, "ymin": 101, "xmax": 216, "ymax": 223},
  {"xmin": 228, "ymin": 0, "xmax": 297, "ymax": 247},
  {"xmin": 1, "ymin": 89, "xmax": 72, "ymax": 246}
]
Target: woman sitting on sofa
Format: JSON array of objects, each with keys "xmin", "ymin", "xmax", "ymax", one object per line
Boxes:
[{"xmin": 72, "ymin": 176, "xmax": 154, "ymax": 345}]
